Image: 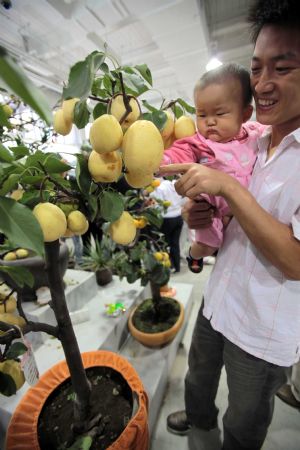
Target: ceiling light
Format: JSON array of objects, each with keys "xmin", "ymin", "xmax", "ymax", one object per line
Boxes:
[{"xmin": 205, "ymin": 57, "xmax": 223, "ymax": 72}]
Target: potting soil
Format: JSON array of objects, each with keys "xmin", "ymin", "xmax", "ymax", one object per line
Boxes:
[{"xmin": 37, "ymin": 366, "xmax": 133, "ymax": 449}]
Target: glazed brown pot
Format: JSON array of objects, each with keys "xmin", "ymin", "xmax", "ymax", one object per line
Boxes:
[
  {"xmin": 0, "ymin": 242, "xmax": 69, "ymax": 302},
  {"xmin": 128, "ymin": 299, "xmax": 184, "ymax": 347},
  {"xmin": 96, "ymin": 267, "xmax": 113, "ymax": 286},
  {"xmin": 5, "ymin": 350, "xmax": 149, "ymax": 450}
]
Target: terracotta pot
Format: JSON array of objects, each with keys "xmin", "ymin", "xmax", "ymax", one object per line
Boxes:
[
  {"xmin": 128, "ymin": 299, "xmax": 184, "ymax": 347},
  {"xmin": 96, "ymin": 267, "xmax": 113, "ymax": 286},
  {"xmin": 0, "ymin": 242, "xmax": 69, "ymax": 302},
  {"xmin": 5, "ymin": 351, "xmax": 149, "ymax": 450}
]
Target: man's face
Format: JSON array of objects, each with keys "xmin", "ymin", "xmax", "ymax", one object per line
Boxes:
[{"xmin": 251, "ymin": 25, "xmax": 300, "ymax": 137}]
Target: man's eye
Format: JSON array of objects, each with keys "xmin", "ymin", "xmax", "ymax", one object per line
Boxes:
[
  {"xmin": 251, "ymin": 67, "xmax": 260, "ymax": 74},
  {"xmin": 276, "ymin": 67, "xmax": 291, "ymax": 73},
  {"xmin": 216, "ymin": 112, "xmax": 225, "ymax": 116},
  {"xmin": 197, "ymin": 114, "xmax": 205, "ymax": 118}
]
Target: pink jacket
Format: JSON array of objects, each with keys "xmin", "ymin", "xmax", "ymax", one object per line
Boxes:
[{"xmin": 162, "ymin": 121, "xmax": 266, "ymax": 247}]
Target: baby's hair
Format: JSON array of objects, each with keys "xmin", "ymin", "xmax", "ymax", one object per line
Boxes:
[
  {"xmin": 194, "ymin": 63, "xmax": 252, "ymax": 109},
  {"xmin": 248, "ymin": 0, "xmax": 300, "ymax": 43}
]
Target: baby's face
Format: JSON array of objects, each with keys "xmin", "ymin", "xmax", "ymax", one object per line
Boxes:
[{"xmin": 194, "ymin": 80, "xmax": 247, "ymax": 142}]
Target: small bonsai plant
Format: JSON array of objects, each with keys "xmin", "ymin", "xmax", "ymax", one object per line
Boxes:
[
  {"xmin": 80, "ymin": 235, "xmax": 115, "ymax": 285},
  {"xmin": 0, "ymin": 43, "xmax": 194, "ymax": 448}
]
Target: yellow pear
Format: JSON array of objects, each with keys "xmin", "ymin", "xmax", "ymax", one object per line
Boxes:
[
  {"xmin": 0, "ymin": 312, "xmax": 26, "ymax": 328},
  {"xmin": 62, "ymin": 98, "xmax": 80, "ymax": 123},
  {"xmin": 110, "ymin": 94, "xmax": 140, "ymax": 131},
  {"xmin": 0, "ymin": 294, "xmax": 17, "ymax": 314},
  {"xmin": 53, "ymin": 109, "xmax": 72, "ymax": 136},
  {"xmin": 122, "ymin": 120, "xmax": 164, "ymax": 174},
  {"xmin": 2, "ymin": 104, "xmax": 13, "ymax": 118},
  {"xmin": 10, "ymin": 189, "xmax": 24, "ymax": 201},
  {"xmin": 3, "ymin": 252, "xmax": 17, "ymax": 261},
  {"xmin": 89, "ymin": 114, "xmax": 123, "ymax": 154},
  {"xmin": 109, "ymin": 211, "xmax": 137, "ymax": 245},
  {"xmin": 161, "ymin": 111, "xmax": 175, "ymax": 140},
  {"xmin": 88, "ymin": 150, "xmax": 122, "ymax": 183},
  {"xmin": 174, "ymin": 115, "xmax": 196, "ymax": 139},
  {"xmin": 33, "ymin": 202, "xmax": 67, "ymax": 242},
  {"xmin": 67, "ymin": 210, "xmax": 88, "ymax": 233},
  {"xmin": 163, "ymin": 132, "xmax": 176, "ymax": 149},
  {"xmin": 15, "ymin": 248, "xmax": 29, "ymax": 259},
  {"xmin": 125, "ymin": 170, "xmax": 154, "ymax": 189},
  {"xmin": 74, "ymin": 220, "xmax": 89, "ymax": 236},
  {"xmin": 0, "ymin": 359, "xmax": 25, "ymax": 391}
]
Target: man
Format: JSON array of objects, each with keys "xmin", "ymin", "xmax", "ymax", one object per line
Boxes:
[{"xmin": 160, "ymin": 0, "xmax": 300, "ymax": 449}]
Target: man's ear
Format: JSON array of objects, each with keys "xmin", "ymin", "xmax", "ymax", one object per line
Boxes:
[{"xmin": 243, "ymin": 104, "xmax": 253, "ymax": 122}]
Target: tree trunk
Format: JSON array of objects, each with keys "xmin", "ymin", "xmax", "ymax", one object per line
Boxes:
[
  {"xmin": 150, "ymin": 281, "xmax": 162, "ymax": 317},
  {"xmin": 45, "ymin": 240, "xmax": 91, "ymax": 430}
]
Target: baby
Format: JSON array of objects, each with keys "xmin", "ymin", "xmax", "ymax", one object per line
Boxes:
[{"xmin": 161, "ymin": 63, "xmax": 266, "ymax": 273}]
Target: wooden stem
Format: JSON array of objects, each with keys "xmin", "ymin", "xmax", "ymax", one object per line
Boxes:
[{"xmin": 45, "ymin": 240, "xmax": 92, "ymax": 429}]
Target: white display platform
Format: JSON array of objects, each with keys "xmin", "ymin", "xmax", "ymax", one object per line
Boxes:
[{"xmin": 0, "ymin": 271, "xmax": 193, "ymax": 448}]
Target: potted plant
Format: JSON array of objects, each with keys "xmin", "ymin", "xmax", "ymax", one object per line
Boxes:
[
  {"xmin": 0, "ymin": 43, "xmax": 194, "ymax": 449},
  {"xmin": 80, "ymin": 235, "xmax": 115, "ymax": 286},
  {"xmin": 111, "ymin": 214, "xmax": 184, "ymax": 347}
]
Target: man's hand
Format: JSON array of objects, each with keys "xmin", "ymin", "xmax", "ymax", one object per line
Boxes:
[
  {"xmin": 159, "ymin": 163, "xmax": 233, "ymax": 199},
  {"xmin": 182, "ymin": 199, "xmax": 214, "ymax": 229}
]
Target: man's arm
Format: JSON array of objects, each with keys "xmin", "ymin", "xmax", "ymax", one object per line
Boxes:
[{"xmin": 160, "ymin": 163, "xmax": 300, "ymax": 280}]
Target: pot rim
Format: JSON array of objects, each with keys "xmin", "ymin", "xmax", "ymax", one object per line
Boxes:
[{"xmin": 128, "ymin": 298, "xmax": 184, "ymax": 343}]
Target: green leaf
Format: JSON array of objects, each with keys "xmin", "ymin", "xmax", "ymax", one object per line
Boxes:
[
  {"xmin": 24, "ymin": 150, "xmax": 48, "ymax": 169},
  {"xmin": 100, "ymin": 191, "xmax": 124, "ymax": 222},
  {"xmin": 0, "ymin": 265, "xmax": 34, "ymax": 287},
  {"xmin": 63, "ymin": 57, "xmax": 93, "ymax": 99},
  {"xmin": 87, "ymin": 195, "xmax": 98, "ymax": 222},
  {"xmin": 67, "ymin": 436, "xmax": 92, "ymax": 450},
  {"xmin": 0, "ymin": 196, "xmax": 44, "ymax": 256},
  {"xmin": 5, "ymin": 342, "xmax": 28, "ymax": 359},
  {"xmin": 21, "ymin": 175, "xmax": 44, "ymax": 185},
  {"xmin": 173, "ymin": 104, "xmax": 184, "ymax": 119},
  {"xmin": 0, "ymin": 104, "xmax": 10, "ymax": 127},
  {"xmin": 141, "ymin": 111, "xmax": 167, "ymax": 131},
  {"xmin": 0, "ymin": 371, "xmax": 16, "ymax": 396},
  {"xmin": 93, "ymin": 102, "xmax": 107, "ymax": 120},
  {"xmin": 44, "ymin": 155, "xmax": 71, "ymax": 174},
  {"xmin": 121, "ymin": 71, "xmax": 148, "ymax": 96},
  {"xmin": 0, "ymin": 47, "xmax": 52, "ymax": 125},
  {"xmin": 100, "ymin": 62, "xmax": 109, "ymax": 73},
  {"xmin": 143, "ymin": 209, "xmax": 163, "ymax": 228},
  {"xmin": 89, "ymin": 51, "xmax": 105, "ymax": 73},
  {"xmin": 141, "ymin": 100, "xmax": 157, "ymax": 113},
  {"xmin": 134, "ymin": 64, "xmax": 152, "ymax": 85},
  {"xmin": 75, "ymin": 154, "xmax": 91, "ymax": 194},
  {"xmin": 176, "ymin": 98, "xmax": 196, "ymax": 114},
  {"xmin": 0, "ymin": 173, "xmax": 20, "ymax": 196},
  {"xmin": 0, "ymin": 143, "xmax": 13, "ymax": 163},
  {"xmin": 9, "ymin": 145, "xmax": 30, "ymax": 159},
  {"xmin": 73, "ymin": 100, "xmax": 90, "ymax": 129},
  {"xmin": 151, "ymin": 111, "xmax": 167, "ymax": 131}
]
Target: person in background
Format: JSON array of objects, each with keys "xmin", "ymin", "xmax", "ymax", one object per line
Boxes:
[
  {"xmin": 162, "ymin": 63, "xmax": 265, "ymax": 273},
  {"xmin": 160, "ymin": 0, "xmax": 300, "ymax": 448},
  {"xmin": 150, "ymin": 178, "xmax": 185, "ymax": 273},
  {"xmin": 276, "ymin": 361, "xmax": 300, "ymax": 408}
]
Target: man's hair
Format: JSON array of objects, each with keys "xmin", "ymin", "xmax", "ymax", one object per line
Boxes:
[
  {"xmin": 194, "ymin": 63, "xmax": 252, "ymax": 108},
  {"xmin": 248, "ymin": 0, "xmax": 300, "ymax": 43}
]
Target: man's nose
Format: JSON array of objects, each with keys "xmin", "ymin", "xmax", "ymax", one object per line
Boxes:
[{"xmin": 253, "ymin": 70, "xmax": 274, "ymax": 94}]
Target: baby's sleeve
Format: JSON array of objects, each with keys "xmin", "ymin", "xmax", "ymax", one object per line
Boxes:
[{"xmin": 162, "ymin": 137, "xmax": 201, "ymax": 165}]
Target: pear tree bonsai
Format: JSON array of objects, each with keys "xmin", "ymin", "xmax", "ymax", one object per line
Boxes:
[{"xmin": 0, "ymin": 43, "xmax": 195, "ymax": 447}]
